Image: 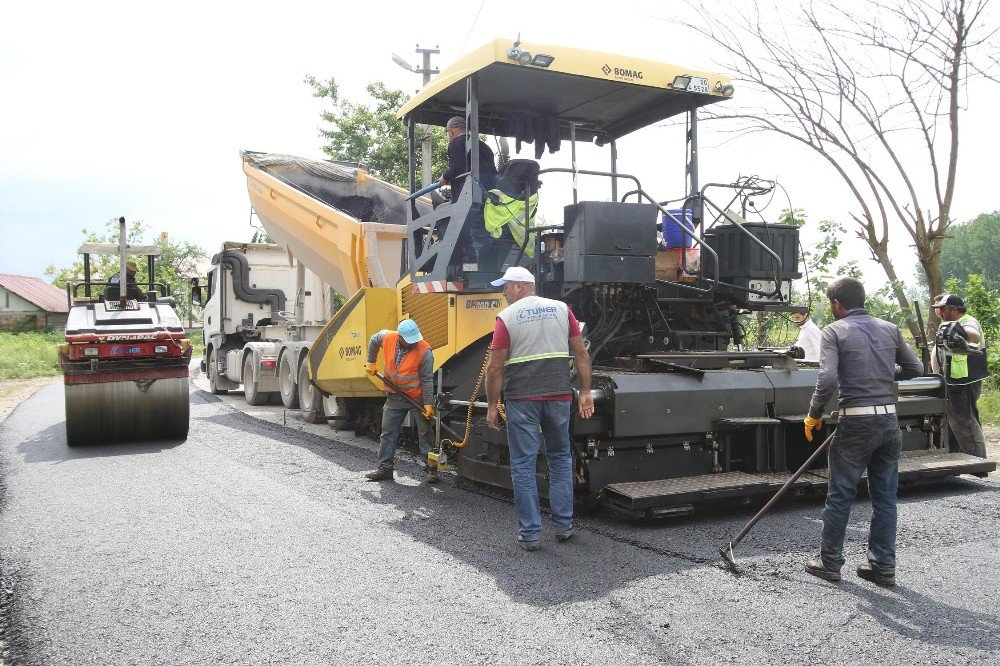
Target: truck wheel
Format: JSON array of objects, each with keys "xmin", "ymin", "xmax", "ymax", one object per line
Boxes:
[
  {"xmin": 243, "ymin": 355, "xmax": 269, "ymax": 406},
  {"xmin": 278, "ymin": 353, "xmax": 300, "ymax": 409},
  {"xmin": 323, "ymin": 395, "xmax": 354, "ymax": 431},
  {"xmin": 298, "ymin": 357, "xmax": 323, "ymax": 422},
  {"xmin": 207, "ymin": 349, "xmax": 227, "ymax": 395}
]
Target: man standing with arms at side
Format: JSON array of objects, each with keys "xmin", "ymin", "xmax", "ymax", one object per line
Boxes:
[
  {"xmin": 485, "ymin": 267, "xmax": 594, "ymax": 551},
  {"xmin": 791, "ymin": 309, "xmax": 822, "ymax": 362},
  {"xmin": 363, "ymin": 319, "xmax": 438, "ymax": 484},
  {"xmin": 930, "ymin": 294, "xmax": 988, "ymax": 459},
  {"xmin": 803, "ymin": 277, "xmax": 923, "ymax": 587}
]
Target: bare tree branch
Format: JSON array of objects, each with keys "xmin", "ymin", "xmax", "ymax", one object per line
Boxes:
[{"xmin": 674, "ymin": 0, "xmax": 999, "ymax": 337}]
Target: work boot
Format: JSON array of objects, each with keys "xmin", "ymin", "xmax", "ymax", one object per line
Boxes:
[
  {"xmin": 857, "ymin": 564, "xmax": 896, "ymax": 587},
  {"xmin": 554, "ymin": 527, "xmax": 574, "ymax": 542},
  {"xmin": 804, "ymin": 557, "xmax": 841, "ymax": 582},
  {"xmin": 365, "ymin": 468, "xmax": 394, "ymax": 482},
  {"xmin": 424, "ymin": 468, "xmax": 440, "ymax": 484},
  {"xmin": 517, "ymin": 535, "xmax": 541, "ymax": 552}
]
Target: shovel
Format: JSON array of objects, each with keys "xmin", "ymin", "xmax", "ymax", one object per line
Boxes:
[{"xmin": 372, "ymin": 369, "xmax": 464, "ymax": 442}]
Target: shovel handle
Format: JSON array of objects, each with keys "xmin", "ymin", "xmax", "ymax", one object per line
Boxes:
[
  {"xmin": 728, "ymin": 431, "xmax": 835, "ymax": 550},
  {"xmin": 373, "ymin": 370, "xmax": 464, "ymax": 441}
]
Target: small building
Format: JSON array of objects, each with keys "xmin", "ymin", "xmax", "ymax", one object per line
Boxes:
[{"xmin": 0, "ymin": 274, "xmax": 70, "ymax": 330}]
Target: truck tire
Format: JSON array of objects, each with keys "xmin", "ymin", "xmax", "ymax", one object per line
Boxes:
[
  {"xmin": 207, "ymin": 349, "xmax": 227, "ymax": 395},
  {"xmin": 323, "ymin": 395, "xmax": 354, "ymax": 431},
  {"xmin": 298, "ymin": 357, "xmax": 323, "ymax": 422},
  {"xmin": 278, "ymin": 353, "xmax": 300, "ymax": 409},
  {"xmin": 243, "ymin": 354, "xmax": 269, "ymax": 406}
]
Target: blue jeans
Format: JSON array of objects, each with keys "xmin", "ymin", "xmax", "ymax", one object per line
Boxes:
[
  {"xmin": 821, "ymin": 414, "xmax": 902, "ymax": 574},
  {"xmin": 504, "ymin": 399, "xmax": 574, "ymax": 541},
  {"xmin": 376, "ymin": 394, "xmax": 434, "ymax": 470}
]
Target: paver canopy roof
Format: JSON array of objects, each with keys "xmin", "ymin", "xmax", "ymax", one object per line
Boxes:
[{"xmin": 397, "ymin": 38, "xmax": 732, "ymax": 144}]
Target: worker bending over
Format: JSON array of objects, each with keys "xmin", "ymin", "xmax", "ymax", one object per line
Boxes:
[
  {"xmin": 803, "ymin": 277, "xmax": 923, "ymax": 587},
  {"xmin": 486, "ymin": 267, "xmax": 594, "ymax": 551},
  {"xmin": 364, "ymin": 319, "xmax": 438, "ymax": 484}
]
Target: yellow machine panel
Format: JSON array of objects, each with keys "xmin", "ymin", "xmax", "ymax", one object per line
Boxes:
[
  {"xmin": 308, "ymin": 288, "xmax": 398, "ymax": 397},
  {"xmin": 396, "ymin": 277, "xmax": 502, "ymax": 369}
]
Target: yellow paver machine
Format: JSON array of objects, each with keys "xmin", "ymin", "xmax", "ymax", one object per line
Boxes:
[{"xmin": 244, "ymin": 38, "xmax": 993, "ymax": 517}]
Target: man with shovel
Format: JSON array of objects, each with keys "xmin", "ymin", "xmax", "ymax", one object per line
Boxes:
[
  {"xmin": 802, "ymin": 277, "xmax": 923, "ymax": 587},
  {"xmin": 363, "ymin": 319, "xmax": 439, "ymax": 484}
]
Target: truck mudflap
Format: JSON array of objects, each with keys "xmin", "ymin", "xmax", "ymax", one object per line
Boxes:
[{"xmin": 602, "ymin": 449, "xmax": 996, "ymax": 516}]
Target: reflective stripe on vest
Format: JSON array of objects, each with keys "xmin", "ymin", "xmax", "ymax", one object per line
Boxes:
[
  {"xmin": 382, "ymin": 332, "xmax": 430, "ymax": 402},
  {"xmin": 505, "ymin": 350, "xmax": 570, "ymax": 366}
]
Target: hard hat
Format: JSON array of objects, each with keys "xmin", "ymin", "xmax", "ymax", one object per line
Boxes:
[{"xmin": 397, "ymin": 318, "xmax": 423, "ymax": 344}]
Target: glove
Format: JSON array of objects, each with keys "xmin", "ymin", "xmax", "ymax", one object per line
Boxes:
[
  {"xmin": 364, "ymin": 362, "xmax": 378, "ymax": 376},
  {"xmin": 803, "ymin": 416, "xmax": 823, "ymax": 442},
  {"xmin": 422, "ymin": 405, "xmax": 435, "ymax": 420}
]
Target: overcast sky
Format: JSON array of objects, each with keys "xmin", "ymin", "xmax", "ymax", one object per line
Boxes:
[{"xmin": 2, "ymin": 0, "xmax": 997, "ymax": 287}]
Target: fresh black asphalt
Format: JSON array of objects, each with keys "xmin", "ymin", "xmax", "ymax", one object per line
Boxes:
[{"xmin": 1, "ymin": 382, "xmax": 998, "ymax": 664}]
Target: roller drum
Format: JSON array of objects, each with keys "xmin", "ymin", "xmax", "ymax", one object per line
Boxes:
[{"xmin": 64, "ymin": 377, "xmax": 190, "ymax": 446}]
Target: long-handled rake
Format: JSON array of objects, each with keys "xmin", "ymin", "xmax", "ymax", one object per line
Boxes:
[{"xmin": 719, "ymin": 431, "xmax": 835, "ymax": 572}]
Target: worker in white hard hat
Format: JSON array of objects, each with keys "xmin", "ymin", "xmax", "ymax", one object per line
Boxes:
[{"xmin": 363, "ymin": 319, "xmax": 438, "ymax": 484}]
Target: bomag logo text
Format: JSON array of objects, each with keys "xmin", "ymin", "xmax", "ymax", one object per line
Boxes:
[
  {"xmin": 466, "ymin": 298, "xmax": 502, "ymax": 310},
  {"xmin": 604, "ymin": 64, "xmax": 643, "ymax": 80},
  {"xmin": 339, "ymin": 345, "xmax": 363, "ymax": 359}
]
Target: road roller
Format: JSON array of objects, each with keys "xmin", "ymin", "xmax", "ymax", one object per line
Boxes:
[{"xmin": 59, "ymin": 217, "xmax": 192, "ymax": 446}]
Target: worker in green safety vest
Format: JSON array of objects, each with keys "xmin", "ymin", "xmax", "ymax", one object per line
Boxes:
[{"xmin": 930, "ymin": 294, "xmax": 989, "ymax": 458}]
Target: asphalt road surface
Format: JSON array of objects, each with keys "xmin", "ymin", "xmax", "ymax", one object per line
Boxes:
[{"xmin": 1, "ymin": 381, "xmax": 999, "ymax": 665}]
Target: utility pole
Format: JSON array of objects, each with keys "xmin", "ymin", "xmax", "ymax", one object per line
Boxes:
[{"xmin": 393, "ymin": 44, "xmax": 439, "ymax": 188}]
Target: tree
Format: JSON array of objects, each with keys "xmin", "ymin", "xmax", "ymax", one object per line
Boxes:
[
  {"xmin": 678, "ymin": 0, "xmax": 999, "ymax": 340},
  {"xmin": 45, "ymin": 219, "xmax": 207, "ymax": 325},
  {"xmin": 936, "ymin": 210, "xmax": 1000, "ymax": 289},
  {"xmin": 304, "ymin": 76, "xmax": 448, "ymax": 189}
]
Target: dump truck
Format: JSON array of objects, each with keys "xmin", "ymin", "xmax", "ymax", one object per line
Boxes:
[
  {"xmin": 195, "ymin": 241, "xmax": 338, "ymax": 413},
  {"xmin": 60, "ymin": 217, "xmax": 192, "ymax": 446},
  {"xmin": 244, "ymin": 38, "xmax": 994, "ymax": 516}
]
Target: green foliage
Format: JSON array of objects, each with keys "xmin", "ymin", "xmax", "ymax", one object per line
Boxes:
[
  {"xmin": 305, "ymin": 76, "xmax": 448, "ymax": 189},
  {"xmin": 0, "ymin": 331, "xmax": 62, "ymax": 379},
  {"xmin": 747, "ymin": 210, "xmax": 908, "ymax": 347},
  {"xmin": 44, "ymin": 219, "xmax": 207, "ymax": 325},
  {"xmin": 934, "ymin": 211, "xmax": 1000, "ymax": 291},
  {"xmin": 778, "ymin": 208, "xmax": 806, "ymax": 227}
]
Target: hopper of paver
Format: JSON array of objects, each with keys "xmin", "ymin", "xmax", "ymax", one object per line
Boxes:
[{"xmin": 242, "ymin": 151, "xmax": 433, "ymax": 298}]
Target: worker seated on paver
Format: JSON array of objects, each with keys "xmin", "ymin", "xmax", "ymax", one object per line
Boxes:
[{"xmin": 104, "ymin": 261, "xmax": 146, "ymax": 301}]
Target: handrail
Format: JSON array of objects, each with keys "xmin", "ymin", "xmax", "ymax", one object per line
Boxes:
[
  {"xmin": 700, "ymin": 183, "xmax": 784, "ymax": 299},
  {"xmin": 535, "ymin": 167, "xmax": 720, "ymax": 296}
]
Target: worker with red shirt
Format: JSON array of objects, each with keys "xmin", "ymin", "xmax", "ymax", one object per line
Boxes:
[{"xmin": 485, "ymin": 266, "xmax": 594, "ymax": 551}]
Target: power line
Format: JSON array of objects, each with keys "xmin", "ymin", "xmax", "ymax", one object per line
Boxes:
[{"xmin": 460, "ymin": 0, "xmax": 488, "ymax": 57}]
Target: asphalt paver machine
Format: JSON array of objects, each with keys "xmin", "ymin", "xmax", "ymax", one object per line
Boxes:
[
  {"xmin": 395, "ymin": 38, "xmax": 993, "ymax": 515},
  {"xmin": 244, "ymin": 38, "xmax": 993, "ymax": 517},
  {"xmin": 60, "ymin": 217, "xmax": 191, "ymax": 446}
]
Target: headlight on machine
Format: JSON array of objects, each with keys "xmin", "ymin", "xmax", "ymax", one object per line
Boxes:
[
  {"xmin": 154, "ymin": 345, "xmax": 169, "ymax": 353},
  {"xmin": 83, "ymin": 347, "xmax": 99, "ymax": 356}
]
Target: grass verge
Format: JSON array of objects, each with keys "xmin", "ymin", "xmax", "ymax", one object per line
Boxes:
[{"xmin": 0, "ymin": 331, "xmax": 62, "ymax": 380}]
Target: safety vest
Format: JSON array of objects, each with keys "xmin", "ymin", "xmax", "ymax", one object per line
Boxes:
[
  {"xmin": 947, "ymin": 314, "xmax": 989, "ymax": 384},
  {"xmin": 382, "ymin": 332, "xmax": 430, "ymax": 402},
  {"xmin": 484, "ymin": 190, "xmax": 539, "ymax": 257},
  {"xmin": 496, "ymin": 295, "xmax": 571, "ymax": 399}
]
